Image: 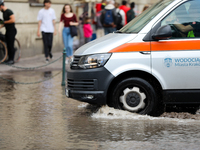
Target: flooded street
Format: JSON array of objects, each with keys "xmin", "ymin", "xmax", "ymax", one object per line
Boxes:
[{"xmin": 0, "ymin": 70, "xmax": 200, "ymax": 150}]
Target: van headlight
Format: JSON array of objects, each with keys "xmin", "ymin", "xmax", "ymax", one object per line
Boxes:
[{"xmin": 78, "ymin": 53, "xmax": 112, "ymax": 69}]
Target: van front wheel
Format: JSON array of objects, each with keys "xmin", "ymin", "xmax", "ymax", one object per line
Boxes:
[{"xmin": 111, "ymin": 77, "xmax": 158, "ymax": 116}]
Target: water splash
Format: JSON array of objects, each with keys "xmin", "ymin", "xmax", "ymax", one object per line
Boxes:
[
  {"xmin": 91, "ymin": 105, "xmax": 200, "ymax": 124},
  {"xmin": 78, "ymin": 103, "xmax": 88, "ymax": 108}
]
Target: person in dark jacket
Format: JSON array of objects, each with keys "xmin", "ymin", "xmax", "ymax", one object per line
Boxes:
[
  {"xmin": 127, "ymin": 2, "xmax": 136, "ymax": 23},
  {"xmin": 0, "ymin": 0, "xmax": 17, "ymax": 65}
]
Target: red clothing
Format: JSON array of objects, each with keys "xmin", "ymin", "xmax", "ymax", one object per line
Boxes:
[
  {"xmin": 83, "ymin": 24, "xmax": 93, "ymax": 38},
  {"xmin": 60, "ymin": 13, "xmax": 77, "ymax": 27},
  {"xmin": 119, "ymin": 5, "xmax": 130, "ymax": 24},
  {"xmin": 96, "ymin": 3, "xmax": 102, "ymax": 12}
]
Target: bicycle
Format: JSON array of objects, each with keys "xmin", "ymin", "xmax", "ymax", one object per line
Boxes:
[{"xmin": 0, "ymin": 32, "xmax": 21, "ymax": 63}]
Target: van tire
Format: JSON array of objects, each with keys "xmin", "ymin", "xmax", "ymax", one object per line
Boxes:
[{"xmin": 111, "ymin": 77, "xmax": 159, "ymax": 116}]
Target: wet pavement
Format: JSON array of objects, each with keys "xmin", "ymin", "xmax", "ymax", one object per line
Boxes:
[{"xmin": 0, "ymin": 56, "xmax": 200, "ymax": 150}]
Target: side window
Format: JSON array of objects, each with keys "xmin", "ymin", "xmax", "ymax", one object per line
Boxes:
[{"xmin": 161, "ymin": 0, "xmax": 200, "ymax": 39}]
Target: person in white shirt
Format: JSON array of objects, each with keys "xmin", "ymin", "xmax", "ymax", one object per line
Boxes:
[{"xmin": 37, "ymin": 0, "xmax": 56, "ymax": 63}]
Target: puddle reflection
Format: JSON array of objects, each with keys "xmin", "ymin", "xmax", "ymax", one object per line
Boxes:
[{"xmin": 0, "ymin": 71, "xmax": 200, "ymax": 150}]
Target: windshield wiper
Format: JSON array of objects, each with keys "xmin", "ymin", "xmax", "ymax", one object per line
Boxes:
[
  {"xmin": 115, "ymin": 30, "xmax": 135, "ymax": 34},
  {"xmin": 115, "ymin": 30, "xmax": 123, "ymax": 33}
]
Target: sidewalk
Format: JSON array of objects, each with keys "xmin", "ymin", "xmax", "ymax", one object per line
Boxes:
[{"xmin": 0, "ymin": 52, "xmax": 65, "ymax": 75}]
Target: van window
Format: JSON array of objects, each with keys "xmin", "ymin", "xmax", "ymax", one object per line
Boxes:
[
  {"xmin": 161, "ymin": 0, "xmax": 200, "ymax": 38},
  {"xmin": 119, "ymin": 0, "xmax": 173, "ymax": 33}
]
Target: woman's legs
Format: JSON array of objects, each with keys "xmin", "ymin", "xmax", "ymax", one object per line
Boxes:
[
  {"xmin": 62, "ymin": 28, "xmax": 68, "ymax": 55},
  {"xmin": 62, "ymin": 27, "xmax": 73, "ymax": 57},
  {"xmin": 67, "ymin": 30, "xmax": 73, "ymax": 57}
]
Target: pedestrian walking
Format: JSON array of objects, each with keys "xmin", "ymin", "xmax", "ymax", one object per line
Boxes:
[
  {"xmin": 119, "ymin": 0, "xmax": 130, "ymax": 24},
  {"xmin": 83, "ymin": 17, "xmax": 93, "ymax": 44},
  {"xmin": 115, "ymin": 2, "xmax": 125, "ymax": 30},
  {"xmin": 37, "ymin": 0, "xmax": 56, "ymax": 63},
  {"xmin": 58, "ymin": 4, "xmax": 78, "ymax": 64},
  {"xmin": 127, "ymin": 2, "xmax": 136, "ymax": 23},
  {"xmin": 0, "ymin": 0, "xmax": 17, "ymax": 65},
  {"xmin": 100, "ymin": 0, "xmax": 117, "ymax": 35}
]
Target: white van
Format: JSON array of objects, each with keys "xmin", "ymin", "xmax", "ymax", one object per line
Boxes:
[{"xmin": 66, "ymin": 0, "xmax": 200, "ymax": 116}]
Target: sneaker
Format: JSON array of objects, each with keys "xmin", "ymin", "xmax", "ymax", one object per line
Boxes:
[
  {"xmin": 65, "ymin": 59, "xmax": 68, "ymax": 64},
  {"xmin": 68, "ymin": 58, "xmax": 72, "ymax": 64},
  {"xmin": 6, "ymin": 60, "xmax": 14, "ymax": 65},
  {"xmin": 46, "ymin": 59, "xmax": 49, "ymax": 63}
]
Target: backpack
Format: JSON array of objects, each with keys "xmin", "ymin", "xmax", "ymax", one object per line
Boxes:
[
  {"xmin": 116, "ymin": 10, "xmax": 123, "ymax": 30},
  {"xmin": 104, "ymin": 10, "xmax": 114, "ymax": 25}
]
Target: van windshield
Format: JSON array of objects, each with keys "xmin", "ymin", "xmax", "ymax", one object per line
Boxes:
[{"xmin": 119, "ymin": 0, "xmax": 174, "ymax": 33}]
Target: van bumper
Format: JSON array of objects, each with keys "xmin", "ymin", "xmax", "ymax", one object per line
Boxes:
[{"xmin": 66, "ymin": 67, "xmax": 114, "ymax": 105}]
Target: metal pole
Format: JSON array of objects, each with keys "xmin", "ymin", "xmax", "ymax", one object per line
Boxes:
[{"xmin": 61, "ymin": 48, "xmax": 66, "ymax": 86}]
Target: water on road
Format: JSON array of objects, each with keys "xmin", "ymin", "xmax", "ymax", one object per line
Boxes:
[{"xmin": 0, "ymin": 70, "xmax": 200, "ymax": 150}]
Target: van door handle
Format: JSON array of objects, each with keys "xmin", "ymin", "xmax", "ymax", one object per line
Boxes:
[{"xmin": 140, "ymin": 52, "xmax": 151, "ymax": 55}]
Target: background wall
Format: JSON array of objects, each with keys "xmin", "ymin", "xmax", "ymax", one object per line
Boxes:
[
  {"xmin": 3, "ymin": 0, "xmax": 159, "ymax": 58},
  {"xmin": 4, "ymin": 1, "xmax": 64, "ymax": 58}
]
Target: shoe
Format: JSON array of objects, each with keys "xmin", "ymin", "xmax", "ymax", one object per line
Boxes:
[
  {"xmin": 68, "ymin": 58, "xmax": 72, "ymax": 64},
  {"xmin": 65, "ymin": 59, "xmax": 68, "ymax": 64},
  {"xmin": 6, "ymin": 60, "xmax": 14, "ymax": 65},
  {"xmin": 49, "ymin": 53, "xmax": 53, "ymax": 59},
  {"xmin": 46, "ymin": 59, "xmax": 49, "ymax": 63}
]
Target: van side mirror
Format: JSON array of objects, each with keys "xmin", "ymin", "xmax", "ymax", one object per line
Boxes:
[{"xmin": 152, "ymin": 25, "xmax": 172, "ymax": 40}]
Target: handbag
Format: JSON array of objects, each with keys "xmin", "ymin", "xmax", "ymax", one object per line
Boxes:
[{"xmin": 69, "ymin": 25, "xmax": 78, "ymax": 37}]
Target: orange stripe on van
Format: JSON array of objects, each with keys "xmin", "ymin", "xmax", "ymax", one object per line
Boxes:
[
  {"xmin": 152, "ymin": 40, "xmax": 200, "ymax": 51},
  {"xmin": 109, "ymin": 42, "xmax": 150, "ymax": 53},
  {"xmin": 109, "ymin": 40, "xmax": 200, "ymax": 53}
]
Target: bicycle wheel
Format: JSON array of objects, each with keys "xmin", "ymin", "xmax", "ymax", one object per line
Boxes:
[
  {"xmin": 0, "ymin": 40, "xmax": 7, "ymax": 63},
  {"xmin": 14, "ymin": 38, "xmax": 21, "ymax": 63}
]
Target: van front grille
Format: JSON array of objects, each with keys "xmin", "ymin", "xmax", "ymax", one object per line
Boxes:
[{"xmin": 67, "ymin": 79, "xmax": 97, "ymax": 90}]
